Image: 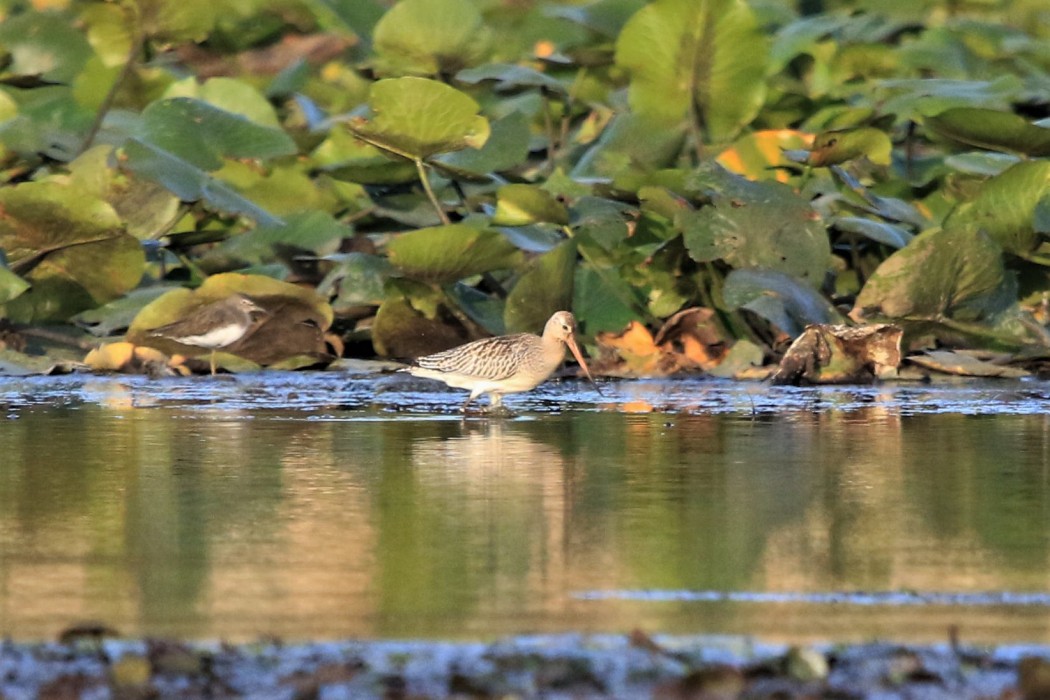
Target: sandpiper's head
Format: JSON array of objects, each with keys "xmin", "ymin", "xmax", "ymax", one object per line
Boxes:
[
  {"xmin": 544, "ymin": 310, "xmax": 577, "ymax": 343},
  {"xmin": 544, "ymin": 310, "xmax": 596, "ymax": 384}
]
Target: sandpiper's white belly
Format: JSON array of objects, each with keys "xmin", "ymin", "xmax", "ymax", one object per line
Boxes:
[{"xmin": 175, "ymin": 323, "xmax": 245, "ymax": 349}]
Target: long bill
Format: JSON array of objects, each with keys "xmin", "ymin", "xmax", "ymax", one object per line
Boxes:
[{"xmin": 566, "ymin": 335, "xmax": 603, "ymax": 396}]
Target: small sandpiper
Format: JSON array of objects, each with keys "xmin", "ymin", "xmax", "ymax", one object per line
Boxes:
[
  {"xmin": 148, "ymin": 294, "xmax": 269, "ymax": 375},
  {"xmin": 406, "ymin": 310, "xmax": 598, "ymax": 411}
]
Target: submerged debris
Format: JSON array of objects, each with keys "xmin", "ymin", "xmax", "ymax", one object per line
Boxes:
[{"xmin": 0, "ymin": 633, "xmax": 1042, "ymax": 699}]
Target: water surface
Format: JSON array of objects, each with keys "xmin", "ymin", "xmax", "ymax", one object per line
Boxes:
[{"xmin": 1, "ymin": 373, "xmax": 1049, "ymax": 643}]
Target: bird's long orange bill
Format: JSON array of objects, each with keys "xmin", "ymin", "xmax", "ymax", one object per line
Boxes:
[{"xmin": 566, "ymin": 335, "xmax": 603, "ymax": 396}]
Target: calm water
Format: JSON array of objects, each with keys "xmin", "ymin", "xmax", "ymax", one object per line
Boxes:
[{"xmin": 1, "ymin": 373, "xmax": 1050, "ymax": 643}]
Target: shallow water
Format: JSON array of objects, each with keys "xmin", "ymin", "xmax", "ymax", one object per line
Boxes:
[{"xmin": 2, "ymin": 372, "xmax": 1050, "ymax": 643}]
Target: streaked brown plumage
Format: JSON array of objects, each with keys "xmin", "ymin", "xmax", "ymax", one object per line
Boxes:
[{"xmin": 406, "ymin": 311, "xmax": 595, "ymax": 411}]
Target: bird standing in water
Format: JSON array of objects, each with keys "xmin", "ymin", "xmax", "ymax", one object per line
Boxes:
[
  {"xmin": 148, "ymin": 294, "xmax": 269, "ymax": 375},
  {"xmin": 406, "ymin": 310, "xmax": 598, "ymax": 411}
]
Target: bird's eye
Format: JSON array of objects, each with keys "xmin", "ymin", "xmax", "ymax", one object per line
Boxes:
[{"xmin": 562, "ymin": 325, "xmax": 570, "ymax": 332}]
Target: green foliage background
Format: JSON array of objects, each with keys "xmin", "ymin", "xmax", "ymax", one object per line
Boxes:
[{"xmin": 0, "ymin": 0, "xmax": 1049, "ymax": 367}]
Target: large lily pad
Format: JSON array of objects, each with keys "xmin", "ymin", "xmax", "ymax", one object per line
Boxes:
[
  {"xmin": 348, "ymin": 78, "xmax": 490, "ymax": 160},
  {"xmin": 0, "ymin": 12, "xmax": 93, "ymax": 84},
  {"xmin": 387, "ymin": 224, "xmax": 523, "ymax": 284},
  {"xmin": 680, "ymin": 166, "xmax": 830, "ymax": 285},
  {"xmin": 372, "ymin": 295, "xmax": 471, "ymax": 358},
  {"xmin": 372, "ymin": 0, "xmax": 490, "ymax": 76},
  {"xmin": 492, "ymin": 185, "xmax": 569, "ymax": 227},
  {"xmin": 137, "ymin": 98, "xmax": 297, "ymax": 171},
  {"xmin": 433, "ymin": 111, "xmax": 531, "ymax": 179},
  {"xmin": 0, "ymin": 181, "xmax": 145, "ymax": 322},
  {"xmin": 723, "ymin": 268, "xmax": 842, "ymax": 337},
  {"xmin": 127, "ymin": 273, "xmax": 333, "ymax": 370},
  {"xmin": 926, "ymin": 107, "xmax": 1050, "ymax": 157},
  {"xmin": 121, "ymin": 139, "xmax": 282, "ymax": 226},
  {"xmin": 615, "ymin": 0, "xmax": 768, "ymax": 142},
  {"xmin": 852, "ymin": 227, "xmax": 1011, "ymax": 322},
  {"xmin": 504, "ymin": 240, "xmax": 577, "ymax": 333},
  {"xmin": 943, "ymin": 160, "xmax": 1050, "ymax": 258}
]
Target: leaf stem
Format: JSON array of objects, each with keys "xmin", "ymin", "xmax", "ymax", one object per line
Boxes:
[{"xmin": 415, "ymin": 158, "xmax": 450, "ymax": 225}]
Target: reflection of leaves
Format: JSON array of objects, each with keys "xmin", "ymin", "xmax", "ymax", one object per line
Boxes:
[
  {"xmin": 0, "ymin": 182, "xmax": 145, "ymax": 322},
  {"xmin": 387, "ymin": 224, "xmax": 523, "ymax": 284},
  {"xmin": 615, "ymin": 0, "xmax": 768, "ymax": 141}
]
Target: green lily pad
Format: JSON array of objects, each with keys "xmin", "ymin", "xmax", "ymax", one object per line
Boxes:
[
  {"xmin": 615, "ymin": 0, "xmax": 768, "ymax": 142},
  {"xmin": 223, "ymin": 211, "xmax": 349, "ymax": 265},
  {"xmin": 372, "ymin": 0, "xmax": 490, "ymax": 76},
  {"xmin": 0, "ymin": 261, "xmax": 29, "ymax": 306},
  {"xmin": 433, "ymin": 111, "xmax": 531, "ymax": 179},
  {"xmin": 315, "ymin": 130, "xmax": 420, "ymax": 185},
  {"xmin": 138, "ymin": 98, "xmax": 297, "ymax": 171},
  {"xmin": 572, "ymin": 113, "xmax": 685, "ymax": 182},
  {"xmin": 943, "ymin": 160, "xmax": 1050, "ymax": 258},
  {"xmin": 67, "ymin": 145, "xmax": 182, "ymax": 241},
  {"xmin": 348, "ymin": 77, "xmax": 490, "ymax": 160},
  {"xmin": 874, "ymin": 76, "xmax": 1023, "ymax": 121},
  {"xmin": 0, "ymin": 181, "xmax": 145, "ymax": 322},
  {"xmin": 680, "ymin": 166, "xmax": 830, "ymax": 285},
  {"xmin": 492, "ymin": 185, "xmax": 570, "ymax": 226},
  {"xmin": 72, "ymin": 286, "xmax": 177, "ymax": 337},
  {"xmin": 505, "ymin": 240, "xmax": 577, "ymax": 333},
  {"xmin": 852, "ymin": 227, "xmax": 1011, "ymax": 322},
  {"xmin": 723, "ymin": 268, "xmax": 843, "ymax": 336},
  {"xmin": 121, "ymin": 139, "xmax": 282, "ymax": 226},
  {"xmin": 0, "ymin": 12, "xmax": 93, "ymax": 84},
  {"xmin": 319, "ymin": 253, "xmax": 393, "ymax": 310},
  {"xmin": 573, "ymin": 265, "xmax": 642, "ymax": 334},
  {"xmin": 162, "ymin": 77, "xmax": 282, "ymax": 128},
  {"xmin": 372, "ymin": 295, "xmax": 471, "ymax": 358},
  {"xmin": 387, "ymin": 224, "xmax": 523, "ymax": 284},
  {"xmin": 456, "ymin": 63, "xmax": 567, "ymax": 94},
  {"xmin": 926, "ymin": 108, "xmax": 1050, "ymax": 157},
  {"xmin": 136, "ymin": 0, "xmax": 217, "ymax": 42}
]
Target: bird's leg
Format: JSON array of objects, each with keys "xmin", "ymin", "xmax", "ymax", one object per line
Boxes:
[
  {"xmin": 460, "ymin": 393, "xmax": 477, "ymax": 414},
  {"xmin": 489, "ymin": 393, "xmax": 503, "ymax": 410},
  {"xmin": 209, "ymin": 350, "xmax": 217, "ymax": 376}
]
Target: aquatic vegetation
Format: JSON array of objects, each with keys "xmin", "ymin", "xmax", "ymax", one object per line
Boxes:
[{"xmin": 0, "ymin": 0, "xmax": 1047, "ymax": 376}]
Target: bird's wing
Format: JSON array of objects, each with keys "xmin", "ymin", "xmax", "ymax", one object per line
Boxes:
[{"xmin": 414, "ymin": 334, "xmax": 533, "ymax": 381}]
